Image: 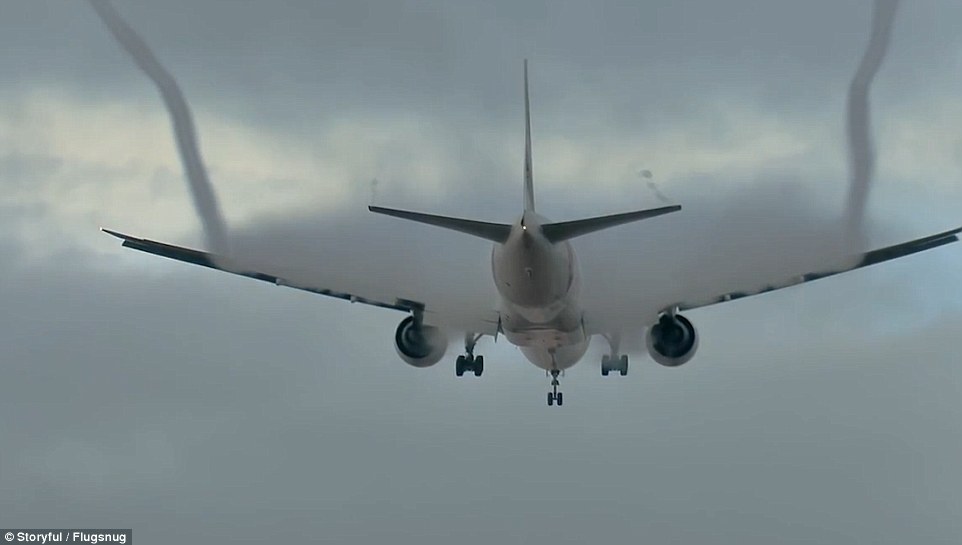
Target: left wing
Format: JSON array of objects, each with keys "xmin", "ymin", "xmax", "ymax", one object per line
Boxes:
[
  {"xmin": 669, "ymin": 225, "xmax": 961, "ymax": 313},
  {"xmin": 102, "ymin": 228, "xmax": 501, "ymax": 335}
]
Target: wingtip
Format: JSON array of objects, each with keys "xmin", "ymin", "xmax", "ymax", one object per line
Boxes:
[
  {"xmin": 934, "ymin": 225, "xmax": 962, "ymax": 240},
  {"xmin": 101, "ymin": 227, "xmax": 126, "ymax": 240},
  {"xmin": 101, "ymin": 228, "xmax": 144, "ymax": 244}
]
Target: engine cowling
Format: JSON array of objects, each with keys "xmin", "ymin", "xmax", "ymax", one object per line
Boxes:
[
  {"xmin": 646, "ymin": 313, "xmax": 699, "ymax": 367},
  {"xmin": 394, "ymin": 316, "xmax": 447, "ymax": 368}
]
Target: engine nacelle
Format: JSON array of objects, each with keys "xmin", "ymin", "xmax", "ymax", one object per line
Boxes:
[
  {"xmin": 394, "ymin": 316, "xmax": 447, "ymax": 368},
  {"xmin": 646, "ymin": 313, "xmax": 699, "ymax": 367}
]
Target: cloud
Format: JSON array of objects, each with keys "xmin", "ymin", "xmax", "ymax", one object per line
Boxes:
[
  {"xmin": 0, "ymin": 91, "xmax": 468, "ymax": 258},
  {"xmin": 2, "ymin": 2, "xmax": 962, "ymax": 543},
  {"xmin": 1, "ymin": 242, "xmax": 960, "ymax": 543},
  {"xmin": 88, "ymin": 0, "xmax": 230, "ymax": 256}
]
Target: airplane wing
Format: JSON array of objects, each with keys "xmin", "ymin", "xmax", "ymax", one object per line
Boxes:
[
  {"xmin": 102, "ymin": 228, "xmax": 501, "ymax": 334},
  {"xmin": 667, "ymin": 226, "xmax": 961, "ymax": 313}
]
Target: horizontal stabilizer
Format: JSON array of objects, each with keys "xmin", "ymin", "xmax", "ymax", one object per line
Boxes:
[
  {"xmin": 369, "ymin": 206, "xmax": 512, "ymax": 243},
  {"xmin": 541, "ymin": 205, "xmax": 681, "ymax": 243}
]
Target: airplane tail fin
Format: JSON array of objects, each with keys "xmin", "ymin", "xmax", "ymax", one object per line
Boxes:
[
  {"xmin": 523, "ymin": 59, "xmax": 535, "ymax": 212},
  {"xmin": 369, "ymin": 206, "xmax": 512, "ymax": 243},
  {"xmin": 370, "ymin": 204, "xmax": 681, "ymax": 244},
  {"xmin": 540, "ymin": 205, "xmax": 681, "ymax": 243},
  {"xmin": 370, "ymin": 61, "xmax": 681, "ymax": 246}
]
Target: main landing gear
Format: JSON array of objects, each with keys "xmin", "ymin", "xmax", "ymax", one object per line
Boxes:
[
  {"xmin": 547, "ymin": 370, "xmax": 564, "ymax": 406},
  {"xmin": 601, "ymin": 354, "xmax": 628, "ymax": 376},
  {"xmin": 455, "ymin": 332, "xmax": 484, "ymax": 377},
  {"xmin": 601, "ymin": 333, "xmax": 628, "ymax": 376}
]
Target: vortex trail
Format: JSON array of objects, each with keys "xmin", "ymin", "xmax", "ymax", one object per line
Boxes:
[
  {"xmin": 89, "ymin": 0, "xmax": 230, "ymax": 256},
  {"xmin": 845, "ymin": 0, "xmax": 900, "ymax": 244}
]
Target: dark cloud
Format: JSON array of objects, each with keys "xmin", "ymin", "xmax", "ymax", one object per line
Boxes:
[
  {"xmin": 2, "ymin": 1, "xmax": 962, "ymax": 543},
  {"xmin": 4, "ymin": 1, "xmax": 962, "ymax": 128},
  {"xmin": 0, "ymin": 236, "xmax": 960, "ymax": 543}
]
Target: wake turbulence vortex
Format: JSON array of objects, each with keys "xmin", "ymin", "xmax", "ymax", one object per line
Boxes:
[{"xmin": 88, "ymin": 0, "xmax": 230, "ymax": 257}]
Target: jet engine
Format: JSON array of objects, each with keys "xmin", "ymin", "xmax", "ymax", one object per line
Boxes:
[
  {"xmin": 394, "ymin": 316, "xmax": 447, "ymax": 367},
  {"xmin": 646, "ymin": 313, "xmax": 699, "ymax": 367}
]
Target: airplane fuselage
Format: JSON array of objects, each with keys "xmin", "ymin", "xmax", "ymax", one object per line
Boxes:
[
  {"xmin": 101, "ymin": 56, "xmax": 962, "ymax": 407},
  {"xmin": 492, "ymin": 211, "xmax": 589, "ymax": 370}
]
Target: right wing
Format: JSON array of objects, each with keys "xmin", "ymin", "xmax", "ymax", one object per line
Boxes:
[
  {"xmin": 582, "ymin": 225, "xmax": 961, "ymax": 336},
  {"xmin": 669, "ymin": 225, "xmax": 962, "ymax": 313}
]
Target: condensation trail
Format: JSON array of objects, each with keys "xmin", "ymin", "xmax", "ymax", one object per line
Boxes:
[
  {"xmin": 646, "ymin": 181, "xmax": 672, "ymax": 204},
  {"xmin": 88, "ymin": 0, "xmax": 230, "ymax": 256},
  {"xmin": 845, "ymin": 0, "xmax": 900, "ymax": 243},
  {"xmin": 638, "ymin": 169, "xmax": 671, "ymax": 204}
]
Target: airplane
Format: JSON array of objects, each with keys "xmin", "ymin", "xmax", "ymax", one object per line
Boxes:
[{"xmin": 104, "ymin": 60, "xmax": 961, "ymax": 406}]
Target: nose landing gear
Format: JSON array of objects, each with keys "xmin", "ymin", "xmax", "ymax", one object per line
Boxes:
[{"xmin": 547, "ymin": 369, "xmax": 564, "ymax": 406}]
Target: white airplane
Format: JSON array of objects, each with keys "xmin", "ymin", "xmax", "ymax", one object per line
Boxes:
[{"xmin": 104, "ymin": 61, "xmax": 961, "ymax": 406}]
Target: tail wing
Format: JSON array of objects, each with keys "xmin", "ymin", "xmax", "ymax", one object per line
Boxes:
[
  {"xmin": 370, "ymin": 61, "xmax": 680, "ymax": 246},
  {"xmin": 369, "ymin": 206, "xmax": 512, "ymax": 243},
  {"xmin": 541, "ymin": 205, "xmax": 682, "ymax": 243},
  {"xmin": 523, "ymin": 59, "xmax": 535, "ymax": 212}
]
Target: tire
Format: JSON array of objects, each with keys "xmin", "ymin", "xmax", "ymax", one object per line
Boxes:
[
  {"xmin": 455, "ymin": 356, "xmax": 465, "ymax": 377},
  {"xmin": 474, "ymin": 356, "xmax": 484, "ymax": 377},
  {"xmin": 547, "ymin": 392, "xmax": 554, "ymax": 406},
  {"xmin": 601, "ymin": 366, "xmax": 609, "ymax": 376},
  {"xmin": 556, "ymin": 392, "xmax": 564, "ymax": 406}
]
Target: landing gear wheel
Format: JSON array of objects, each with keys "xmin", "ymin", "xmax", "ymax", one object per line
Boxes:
[
  {"xmin": 547, "ymin": 369, "xmax": 563, "ymax": 407},
  {"xmin": 457, "ymin": 333, "xmax": 485, "ymax": 378},
  {"xmin": 601, "ymin": 354, "xmax": 628, "ymax": 376},
  {"xmin": 473, "ymin": 356, "xmax": 484, "ymax": 377},
  {"xmin": 602, "ymin": 333, "xmax": 628, "ymax": 376}
]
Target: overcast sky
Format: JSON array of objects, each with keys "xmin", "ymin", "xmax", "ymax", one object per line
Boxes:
[{"xmin": 2, "ymin": 1, "xmax": 961, "ymax": 543}]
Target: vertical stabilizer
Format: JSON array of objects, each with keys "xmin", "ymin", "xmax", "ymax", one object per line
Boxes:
[{"xmin": 523, "ymin": 59, "xmax": 535, "ymax": 212}]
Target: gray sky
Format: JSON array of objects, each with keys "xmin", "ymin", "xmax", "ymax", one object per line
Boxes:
[{"xmin": 2, "ymin": 1, "xmax": 961, "ymax": 543}]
